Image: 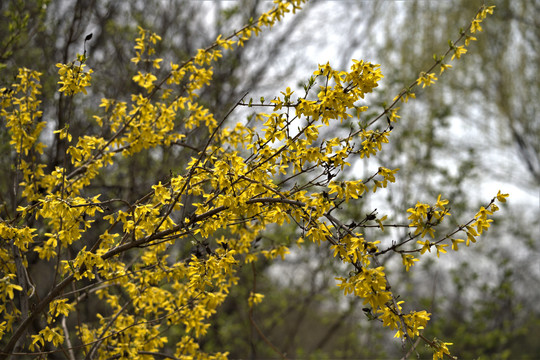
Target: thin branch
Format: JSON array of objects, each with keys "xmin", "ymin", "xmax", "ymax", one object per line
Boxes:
[{"xmin": 61, "ymin": 316, "xmax": 76, "ymax": 360}]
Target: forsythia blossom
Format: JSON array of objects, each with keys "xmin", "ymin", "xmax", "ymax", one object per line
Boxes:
[{"xmin": 56, "ymin": 60, "xmax": 93, "ymax": 95}]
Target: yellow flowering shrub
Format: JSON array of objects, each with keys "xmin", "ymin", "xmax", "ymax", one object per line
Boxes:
[{"xmin": 0, "ymin": 2, "xmax": 500, "ymax": 359}]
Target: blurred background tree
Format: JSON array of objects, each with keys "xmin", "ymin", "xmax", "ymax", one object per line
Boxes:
[{"xmin": 1, "ymin": 0, "xmax": 538, "ymax": 358}]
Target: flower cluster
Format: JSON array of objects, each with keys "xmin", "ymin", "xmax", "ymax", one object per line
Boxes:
[{"xmin": 56, "ymin": 57, "xmax": 93, "ymax": 96}]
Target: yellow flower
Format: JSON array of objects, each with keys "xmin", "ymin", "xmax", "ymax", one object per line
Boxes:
[
  {"xmin": 417, "ymin": 239, "xmax": 432, "ymax": 254},
  {"xmin": 496, "ymin": 190, "xmax": 509, "ymax": 203},
  {"xmin": 451, "ymin": 46, "xmax": 467, "ymax": 61},
  {"xmin": 451, "ymin": 238, "xmax": 465, "ymax": 251},
  {"xmin": 248, "ymin": 292, "xmax": 265, "ymax": 307},
  {"xmin": 402, "ymin": 254, "xmax": 419, "ymax": 271},
  {"xmin": 465, "ymin": 35, "xmax": 477, "ymax": 46},
  {"xmin": 132, "ymin": 71, "xmax": 157, "ymax": 91},
  {"xmin": 470, "ymin": 19, "xmax": 483, "ymax": 33},
  {"xmin": 439, "ymin": 63, "xmax": 452, "ymax": 74},
  {"xmin": 416, "ymin": 72, "xmax": 438, "ymax": 88},
  {"xmin": 56, "ymin": 61, "xmax": 93, "ymax": 95}
]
